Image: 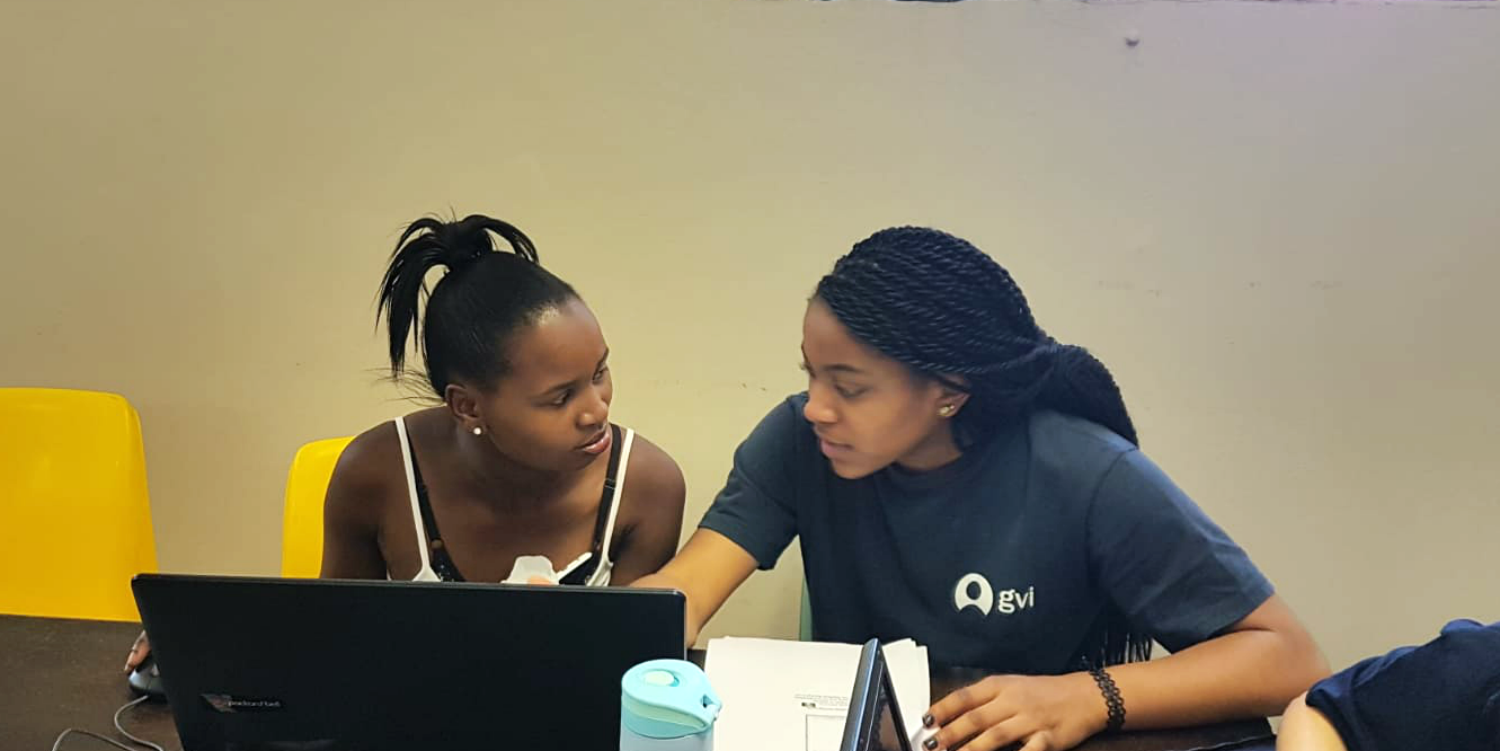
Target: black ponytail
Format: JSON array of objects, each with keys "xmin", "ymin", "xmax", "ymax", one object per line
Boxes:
[
  {"xmin": 376, "ymin": 214, "xmax": 576, "ymax": 397},
  {"xmin": 815, "ymin": 225, "xmax": 1149, "ymax": 665}
]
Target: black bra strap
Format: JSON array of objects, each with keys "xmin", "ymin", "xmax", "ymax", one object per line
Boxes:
[
  {"xmin": 404, "ymin": 425, "xmax": 465, "ymax": 582},
  {"xmin": 590, "ymin": 424, "xmax": 625, "ymax": 556}
]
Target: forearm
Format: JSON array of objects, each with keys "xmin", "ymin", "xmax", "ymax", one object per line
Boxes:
[
  {"xmin": 1106, "ymin": 628, "xmax": 1329, "ymax": 729},
  {"xmin": 630, "ymin": 529, "xmax": 758, "ymax": 647},
  {"xmin": 632, "ymin": 567, "xmax": 711, "ymax": 646}
]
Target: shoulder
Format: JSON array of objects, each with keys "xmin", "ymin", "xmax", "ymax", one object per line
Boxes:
[
  {"xmin": 1023, "ymin": 409, "xmax": 1137, "ymax": 484},
  {"xmin": 334, "ymin": 420, "xmax": 402, "ymax": 486},
  {"xmin": 620, "ymin": 428, "xmax": 686, "ymax": 511},
  {"xmin": 614, "ymin": 428, "xmax": 687, "ymax": 557},
  {"xmin": 323, "ymin": 417, "xmax": 408, "ymax": 525},
  {"xmin": 1407, "ymin": 619, "xmax": 1500, "ymax": 674},
  {"xmin": 1027, "ymin": 409, "xmax": 1136, "ymax": 454},
  {"xmin": 722, "ymin": 393, "xmax": 820, "ymax": 479},
  {"xmin": 781, "ymin": 392, "xmax": 812, "ymax": 425},
  {"xmin": 743, "ymin": 393, "xmax": 816, "ymax": 449}
]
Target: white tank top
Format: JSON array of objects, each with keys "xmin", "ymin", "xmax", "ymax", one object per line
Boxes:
[{"xmin": 391, "ymin": 416, "xmax": 633, "ymax": 586}]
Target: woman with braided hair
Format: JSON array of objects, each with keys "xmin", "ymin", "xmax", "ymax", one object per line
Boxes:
[{"xmin": 635, "ymin": 227, "xmax": 1327, "ymax": 751}]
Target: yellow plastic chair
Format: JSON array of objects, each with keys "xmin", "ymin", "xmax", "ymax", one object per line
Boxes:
[
  {"xmin": 0, "ymin": 388, "xmax": 158, "ymax": 621},
  {"xmin": 280, "ymin": 436, "xmax": 354, "ymax": 578}
]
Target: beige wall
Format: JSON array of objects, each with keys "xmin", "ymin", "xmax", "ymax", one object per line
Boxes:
[{"xmin": 2, "ymin": 0, "xmax": 1497, "ymax": 671}]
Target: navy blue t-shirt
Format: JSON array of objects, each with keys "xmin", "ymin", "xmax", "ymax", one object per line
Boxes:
[
  {"xmin": 699, "ymin": 394, "xmax": 1274, "ymax": 673},
  {"xmin": 1306, "ymin": 619, "xmax": 1500, "ymax": 751}
]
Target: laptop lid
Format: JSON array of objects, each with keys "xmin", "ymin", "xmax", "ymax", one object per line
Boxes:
[
  {"xmin": 841, "ymin": 639, "xmax": 914, "ymax": 751},
  {"xmin": 132, "ymin": 573, "xmax": 685, "ymax": 751}
]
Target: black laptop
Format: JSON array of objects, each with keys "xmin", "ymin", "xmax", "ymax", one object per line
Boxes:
[
  {"xmin": 841, "ymin": 639, "xmax": 914, "ymax": 751},
  {"xmin": 132, "ymin": 574, "xmax": 685, "ymax": 751}
]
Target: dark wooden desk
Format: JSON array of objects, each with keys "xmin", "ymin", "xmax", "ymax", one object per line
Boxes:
[
  {"xmin": 0, "ymin": 616, "xmax": 1273, "ymax": 751},
  {"xmin": 1, "ymin": 616, "xmax": 178, "ymax": 750}
]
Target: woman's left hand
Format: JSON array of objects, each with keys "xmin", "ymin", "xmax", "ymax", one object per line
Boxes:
[{"xmin": 920, "ymin": 673, "xmax": 1107, "ymax": 751}]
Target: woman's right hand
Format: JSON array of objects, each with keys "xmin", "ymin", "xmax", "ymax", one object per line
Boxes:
[{"xmin": 124, "ymin": 630, "xmax": 150, "ymax": 673}]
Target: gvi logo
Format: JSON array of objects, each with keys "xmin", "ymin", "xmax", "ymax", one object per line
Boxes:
[{"xmin": 952, "ymin": 573, "xmax": 1035, "ymax": 616}]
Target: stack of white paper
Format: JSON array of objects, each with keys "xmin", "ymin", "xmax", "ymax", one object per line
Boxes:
[{"xmin": 705, "ymin": 637, "xmax": 930, "ymax": 751}]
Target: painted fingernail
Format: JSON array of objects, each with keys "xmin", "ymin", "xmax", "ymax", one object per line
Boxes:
[
  {"xmin": 924, "ymin": 738, "xmax": 939, "ymax": 750},
  {"xmin": 922, "ymin": 713, "xmax": 934, "ymax": 728}
]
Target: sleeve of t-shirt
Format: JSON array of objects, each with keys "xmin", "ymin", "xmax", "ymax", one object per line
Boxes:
[
  {"xmin": 1304, "ymin": 619, "xmax": 1500, "ymax": 751},
  {"xmin": 696, "ymin": 398, "xmax": 806, "ymax": 570},
  {"xmin": 1086, "ymin": 449, "xmax": 1275, "ymax": 653},
  {"xmin": 1303, "ymin": 649, "xmax": 1416, "ymax": 751}
]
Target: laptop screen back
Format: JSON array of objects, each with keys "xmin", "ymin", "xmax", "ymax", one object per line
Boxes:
[{"xmin": 133, "ymin": 574, "xmax": 686, "ymax": 751}]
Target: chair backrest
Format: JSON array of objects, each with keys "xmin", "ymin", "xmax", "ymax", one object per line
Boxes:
[
  {"xmin": 0, "ymin": 388, "xmax": 158, "ymax": 620},
  {"xmin": 280, "ymin": 436, "xmax": 354, "ymax": 578}
]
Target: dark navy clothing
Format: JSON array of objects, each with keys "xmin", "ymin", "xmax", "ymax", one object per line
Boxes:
[
  {"xmin": 699, "ymin": 394, "xmax": 1274, "ymax": 672},
  {"xmin": 1307, "ymin": 619, "xmax": 1500, "ymax": 751}
]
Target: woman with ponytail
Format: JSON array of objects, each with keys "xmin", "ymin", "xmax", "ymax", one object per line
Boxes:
[
  {"xmin": 316, "ymin": 214, "xmax": 686, "ymax": 584},
  {"xmin": 636, "ymin": 227, "xmax": 1327, "ymax": 751},
  {"xmin": 127, "ymin": 213, "xmax": 686, "ymax": 672}
]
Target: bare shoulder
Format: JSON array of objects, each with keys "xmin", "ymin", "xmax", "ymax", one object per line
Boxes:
[
  {"xmin": 621, "ymin": 429, "xmax": 686, "ymax": 511},
  {"xmin": 334, "ymin": 421, "xmax": 402, "ymax": 486},
  {"xmin": 323, "ymin": 418, "xmax": 407, "ymax": 527},
  {"xmin": 609, "ymin": 428, "xmax": 687, "ymax": 582}
]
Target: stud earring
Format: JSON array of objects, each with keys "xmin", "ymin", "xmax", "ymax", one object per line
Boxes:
[
  {"xmin": 472, "ymin": 426, "xmax": 483, "ymax": 436},
  {"xmin": 938, "ymin": 405, "xmax": 956, "ymax": 417}
]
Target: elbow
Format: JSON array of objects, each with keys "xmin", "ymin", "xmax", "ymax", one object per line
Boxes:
[
  {"xmin": 1271, "ymin": 635, "xmax": 1332, "ymax": 714},
  {"xmin": 1306, "ymin": 649, "xmax": 1333, "ymax": 685},
  {"xmin": 1293, "ymin": 635, "xmax": 1333, "ymax": 692}
]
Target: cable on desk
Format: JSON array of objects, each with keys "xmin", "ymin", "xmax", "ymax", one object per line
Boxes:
[
  {"xmin": 112, "ymin": 695, "xmax": 166, "ymax": 751},
  {"xmin": 51, "ymin": 695, "xmax": 167, "ymax": 751},
  {"xmin": 50, "ymin": 729, "xmax": 137, "ymax": 751}
]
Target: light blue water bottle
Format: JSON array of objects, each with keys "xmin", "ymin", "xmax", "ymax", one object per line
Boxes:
[{"xmin": 620, "ymin": 659, "xmax": 721, "ymax": 751}]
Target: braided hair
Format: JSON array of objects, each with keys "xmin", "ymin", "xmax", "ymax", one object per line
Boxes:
[
  {"xmin": 377, "ymin": 214, "xmax": 578, "ymax": 398},
  {"xmin": 815, "ymin": 225, "xmax": 1151, "ymax": 666}
]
